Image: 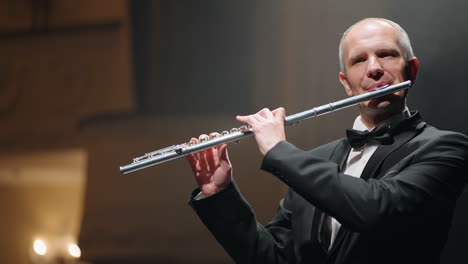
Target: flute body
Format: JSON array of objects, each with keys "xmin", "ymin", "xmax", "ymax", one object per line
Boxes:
[{"xmin": 119, "ymin": 80, "xmax": 412, "ymax": 174}]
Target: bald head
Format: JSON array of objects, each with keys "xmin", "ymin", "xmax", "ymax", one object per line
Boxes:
[{"xmin": 339, "ymin": 18, "xmax": 415, "ymax": 73}]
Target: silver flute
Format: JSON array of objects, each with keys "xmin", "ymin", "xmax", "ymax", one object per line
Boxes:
[{"xmin": 120, "ymin": 80, "xmax": 412, "ymax": 174}]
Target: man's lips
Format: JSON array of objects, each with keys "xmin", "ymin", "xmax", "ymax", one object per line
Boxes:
[{"xmin": 368, "ymin": 82, "xmax": 391, "ymax": 91}]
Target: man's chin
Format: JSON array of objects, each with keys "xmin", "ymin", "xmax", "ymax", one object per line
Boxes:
[
  {"xmin": 368, "ymin": 94, "xmax": 401, "ymax": 109},
  {"xmin": 375, "ymin": 100, "xmax": 391, "ymax": 109},
  {"xmin": 362, "ymin": 101, "xmax": 404, "ymax": 120}
]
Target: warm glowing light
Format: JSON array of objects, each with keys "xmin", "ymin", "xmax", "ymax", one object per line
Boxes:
[
  {"xmin": 33, "ymin": 239, "xmax": 47, "ymax": 256},
  {"xmin": 68, "ymin": 243, "xmax": 81, "ymax": 258}
]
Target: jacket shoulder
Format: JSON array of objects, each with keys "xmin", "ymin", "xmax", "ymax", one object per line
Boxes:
[{"xmin": 414, "ymin": 124, "xmax": 468, "ymax": 145}]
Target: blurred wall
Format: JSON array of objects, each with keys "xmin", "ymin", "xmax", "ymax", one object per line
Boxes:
[{"xmin": 0, "ymin": 0, "xmax": 134, "ymax": 263}]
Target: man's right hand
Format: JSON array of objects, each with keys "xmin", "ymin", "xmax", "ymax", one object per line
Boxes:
[{"xmin": 186, "ymin": 133, "xmax": 233, "ymax": 197}]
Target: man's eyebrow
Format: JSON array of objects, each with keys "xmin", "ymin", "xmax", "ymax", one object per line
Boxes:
[
  {"xmin": 376, "ymin": 48, "xmax": 400, "ymax": 53},
  {"xmin": 348, "ymin": 47, "xmax": 401, "ymax": 60}
]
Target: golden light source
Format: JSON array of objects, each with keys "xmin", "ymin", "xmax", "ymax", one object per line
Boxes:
[
  {"xmin": 33, "ymin": 239, "xmax": 47, "ymax": 256},
  {"xmin": 68, "ymin": 243, "xmax": 81, "ymax": 258}
]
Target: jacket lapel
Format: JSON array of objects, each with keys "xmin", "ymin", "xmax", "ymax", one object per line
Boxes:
[
  {"xmin": 330, "ymin": 139, "xmax": 353, "ymax": 167},
  {"xmin": 361, "ymin": 111, "xmax": 426, "ymax": 181}
]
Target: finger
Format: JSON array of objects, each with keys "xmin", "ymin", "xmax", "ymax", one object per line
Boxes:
[
  {"xmin": 236, "ymin": 114, "xmax": 256, "ymax": 125},
  {"xmin": 205, "ymin": 133, "xmax": 220, "ymax": 169},
  {"xmin": 197, "ymin": 149, "xmax": 208, "ymax": 172},
  {"xmin": 197, "ymin": 134, "xmax": 210, "ymax": 170},
  {"xmin": 189, "ymin": 137, "xmax": 200, "ymax": 160},
  {"xmin": 218, "ymin": 143, "xmax": 230, "ymax": 166},
  {"xmin": 186, "ymin": 137, "xmax": 200, "ymax": 173},
  {"xmin": 258, "ymin": 107, "xmax": 274, "ymax": 119},
  {"xmin": 216, "ymin": 142, "xmax": 225, "ymax": 151},
  {"xmin": 272, "ymin": 107, "xmax": 286, "ymax": 121},
  {"xmin": 236, "ymin": 114, "xmax": 249, "ymax": 123},
  {"xmin": 272, "ymin": 107, "xmax": 286, "ymax": 117},
  {"xmin": 252, "ymin": 113, "xmax": 265, "ymax": 123},
  {"xmin": 237, "ymin": 113, "xmax": 269, "ymax": 133},
  {"xmin": 206, "ymin": 146, "xmax": 219, "ymax": 170},
  {"xmin": 186, "ymin": 154, "xmax": 199, "ymax": 173},
  {"xmin": 209, "ymin": 132, "xmax": 222, "ymax": 167}
]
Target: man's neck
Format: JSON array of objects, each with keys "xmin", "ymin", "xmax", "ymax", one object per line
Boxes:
[
  {"xmin": 359, "ymin": 107, "xmax": 410, "ymax": 130},
  {"xmin": 360, "ymin": 115, "xmax": 390, "ymax": 130}
]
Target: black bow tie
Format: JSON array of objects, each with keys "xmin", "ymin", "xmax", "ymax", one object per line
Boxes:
[{"xmin": 346, "ymin": 123, "xmax": 394, "ymax": 149}]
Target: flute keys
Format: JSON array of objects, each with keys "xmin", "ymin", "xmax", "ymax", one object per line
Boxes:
[
  {"xmin": 221, "ymin": 130, "xmax": 229, "ymax": 136},
  {"xmin": 239, "ymin": 125, "xmax": 252, "ymax": 132},
  {"xmin": 175, "ymin": 147, "xmax": 183, "ymax": 154},
  {"xmin": 210, "ymin": 133, "xmax": 221, "ymax": 139},
  {"xmin": 230, "ymin": 128, "xmax": 240, "ymax": 133}
]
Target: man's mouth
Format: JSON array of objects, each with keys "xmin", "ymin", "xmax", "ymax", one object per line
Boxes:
[{"xmin": 368, "ymin": 82, "xmax": 391, "ymax": 91}]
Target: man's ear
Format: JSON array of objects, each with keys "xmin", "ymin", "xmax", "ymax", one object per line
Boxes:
[
  {"xmin": 405, "ymin": 57, "xmax": 419, "ymax": 84},
  {"xmin": 339, "ymin": 72, "xmax": 354, "ymax": 97}
]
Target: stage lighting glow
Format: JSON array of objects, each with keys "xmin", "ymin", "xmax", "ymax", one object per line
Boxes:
[
  {"xmin": 33, "ymin": 239, "xmax": 47, "ymax": 256},
  {"xmin": 68, "ymin": 243, "xmax": 81, "ymax": 258}
]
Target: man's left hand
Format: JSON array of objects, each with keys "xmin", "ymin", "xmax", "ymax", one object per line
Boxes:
[{"xmin": 236, "ymin": 107, "xmax": 286, "ymax": 155}]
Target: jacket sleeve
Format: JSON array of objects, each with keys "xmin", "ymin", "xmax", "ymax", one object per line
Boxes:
[
  {"xmin": 261, "ymin": 132, "xmax": 468, "ymax": 232},
  {"xmin": 188, "ymin": 183, "xmax": 295, "ymax": 264}
]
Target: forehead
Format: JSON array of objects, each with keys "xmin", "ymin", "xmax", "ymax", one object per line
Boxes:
[{"xmin": 343, "ymin": 21, "xmax": 401, "ymax": 58}]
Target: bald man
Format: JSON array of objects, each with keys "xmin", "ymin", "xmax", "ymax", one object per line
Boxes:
[{"xmin": 186, "ymin": 18, "xmax": 468, "ymax": 264}]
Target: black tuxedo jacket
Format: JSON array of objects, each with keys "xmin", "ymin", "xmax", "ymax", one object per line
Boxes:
[{"xmin": 189, "ymin": 112, "xmax": 468, "ymax": 264}]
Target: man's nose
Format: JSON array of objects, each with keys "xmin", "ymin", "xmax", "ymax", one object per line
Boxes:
[{"xmin": 366, "ymin": 57, "xmax": 384, "ymax": 80}]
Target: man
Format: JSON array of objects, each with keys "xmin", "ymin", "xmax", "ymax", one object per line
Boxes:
[{"xmin": 186, "ymin": 18, "xmax": 468, "ymax": 264}]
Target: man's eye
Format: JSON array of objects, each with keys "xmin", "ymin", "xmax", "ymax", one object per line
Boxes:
[
  {"xmin": 379, "ymin": 51, "xmax": 398, "ymax": 58},
  {"xmin": 352, "ymin": 58, "xmax": 365, "ymax": 64}
]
